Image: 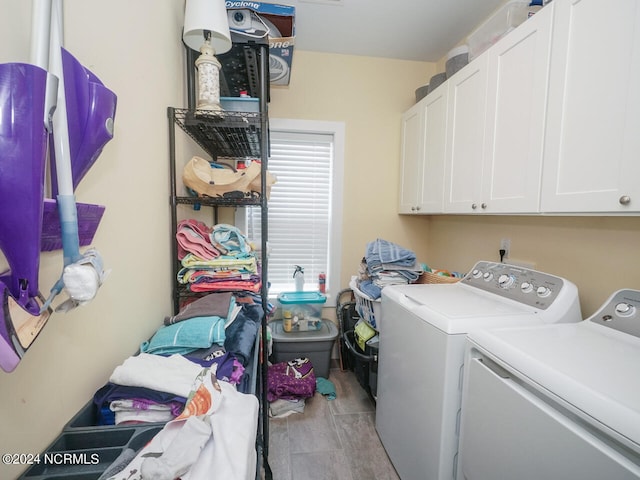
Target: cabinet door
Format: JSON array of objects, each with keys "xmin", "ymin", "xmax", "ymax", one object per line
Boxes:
[
  {"xmin": 444, "ymin": 53, "xmax": 489, "ymax": 213},
  {"xmin": 481, "ymin": 4, "xmax": 553, "ymax": 213},
  {"xmin": 399, "ymin": 101, "xmax": 424, "ymax": 213},
  {"xmin": 541, "ymin": 0, "xmax": 640, "ymax": 213},
  {"xmin": 420, "ymin": 85, "xmax": 448, "ymax": 213}
]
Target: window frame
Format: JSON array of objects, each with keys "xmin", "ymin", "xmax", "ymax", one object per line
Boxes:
[{"xmin": 236, "ymin": 118, "xmax": 344, "ymax": 305}]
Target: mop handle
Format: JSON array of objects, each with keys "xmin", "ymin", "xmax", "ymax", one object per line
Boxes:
[{"xmin": 49, "ymin": 0, "xmax": 82, "ymax": 265}]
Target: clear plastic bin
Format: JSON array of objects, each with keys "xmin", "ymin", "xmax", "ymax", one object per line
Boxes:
[{"xmin": 467, "ymin": 0, "xmax": 529, "ymax": 60}]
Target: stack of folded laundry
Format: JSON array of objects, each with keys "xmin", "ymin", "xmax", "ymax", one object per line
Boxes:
[
  {"xmin": 176, "ymin": 220, "xmax": 261, "ymax": 294},
  {"xmin": 93, "ymin": 292, "xmax": 266, "ymax": 426},
  {"xmin": 356, "ymin": 238, "xmax": 423, "ymax": 300},
  {"xmin": 97, "ymin": 354, "xmax": 259, "ymax": 480},
  {"xmin": 267, "ymin": 358, "xmax": 317, "ymax": 418}
]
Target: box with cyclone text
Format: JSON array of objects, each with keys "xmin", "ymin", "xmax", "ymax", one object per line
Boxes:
[{"xmin": 226, "ymin": 1, "xmax": 295, "ymax": 85}]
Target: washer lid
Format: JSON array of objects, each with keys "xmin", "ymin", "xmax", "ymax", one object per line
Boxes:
[
  {"xmin": 469, "ymin": 321, "xmax": 640, "ymax": 449},
  {"xmin": 383, "ymin": 284, "xmax": 540, "ymax": 335}
]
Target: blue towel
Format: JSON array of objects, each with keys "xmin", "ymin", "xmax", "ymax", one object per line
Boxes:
[
  {"xmin": 358, "ymin": 279, "xmax": 382, "ymax": 300},
  {"xmin": 316, "ymin": 377, "xmax": 336, "ymax": 400},
  {"xmin": 140, "ymin": 315, "xmax": 226, "ymax": 355},
  {"xmin": 365, "ymin": 239, "xmax": 416, "ymax": 269}
]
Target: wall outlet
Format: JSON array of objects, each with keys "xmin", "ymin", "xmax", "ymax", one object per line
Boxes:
[{"xmin": 500, "ymin": 238, "xmax": 511, "ymax": 261}]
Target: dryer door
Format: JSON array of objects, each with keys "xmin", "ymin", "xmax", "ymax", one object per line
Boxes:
[{"xmin": 457, "ymin": 353, "xmax": 640, "ymax": 480}]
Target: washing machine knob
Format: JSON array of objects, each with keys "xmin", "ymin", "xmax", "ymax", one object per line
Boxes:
[
  {"xmin": 498, "ymin": 274, "xmax": 514, "ymax": 288},
  {"xmin": 472, "ymin": 269, "xmax": 482, "ymax": 278},
  {"xmin": 615, "ymin": 302, "xmax": 636, "ymax": 317},
  {"xmin": 521, "ymin": 282, "xmax": 533, "ymax": 293},
  {"xmin": 483, "ymin": 272, "xmax": 494, "ymax": 282},
  {"xmin": 536, "ymin": 286, "xmax": 551, "ymax": 297}
]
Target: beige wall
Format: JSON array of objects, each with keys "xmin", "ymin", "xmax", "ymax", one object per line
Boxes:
[
  {"xmin": 0, "ymin": 1, "xmax": 184, "ymax": 477},
  {"xmin": 425, "ymin": 215, "xmax": 640, "ymax": 318},
  {"xmin": 268, "ymin": 51, "xmax": 435, "ymax": 286},
  {"xmin": 0, "ymin": 2, "xmax": 433, "ymax": 477}
]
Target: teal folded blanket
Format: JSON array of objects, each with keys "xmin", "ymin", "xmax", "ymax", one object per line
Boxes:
[{"xmin": 140, "ymin": 315, "xmax": 226, "ymax": 355}]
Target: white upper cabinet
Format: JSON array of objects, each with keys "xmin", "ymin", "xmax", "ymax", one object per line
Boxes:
[
  {"xmin": 481, "ymin": 4, "xmax": 553, "ymax": 213},
  {"xmin": 541, "ymin": 0, "xmax": 640, "ymax": 213},
  {"xmin": 444, "ymin": 5, "xmax": 553, "ymax": 214},
  {"xmin": 399, "ymin": 86, "xmax": 448, "ymax": 214},
  {"xmin": 399, "ymin": 101, "xmax": 425, "ymax": 214},
  {"xmin": 444, "ymin": 52, "xmax": 489, "ymax": 213},
  {"xmin": 401, "ymin": 0, "xmax": 640, "ymax": 215},
  {"xmin": 420, "ymin": 85, "xmax": 448, "ymax": 213}
]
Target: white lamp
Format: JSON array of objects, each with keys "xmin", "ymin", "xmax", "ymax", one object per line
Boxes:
[{"xmin": 183, "ymin": 0, "xmax": 232, "ymax": 111}]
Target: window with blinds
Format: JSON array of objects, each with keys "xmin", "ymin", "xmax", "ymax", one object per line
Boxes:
[{"xmin": 240, "ymin": 119, "xmax": 344, "ymax": 300}]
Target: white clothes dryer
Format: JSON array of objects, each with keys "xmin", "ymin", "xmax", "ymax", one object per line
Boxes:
[
  {"xmin": 375, "ymin": 261, "xmax": 582, "ymax": 480},
  {"xmin": 457, "ymin": 289, "xmax": 640, "ymax": 480}
]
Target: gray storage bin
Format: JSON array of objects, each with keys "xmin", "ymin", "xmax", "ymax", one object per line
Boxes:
[
  {"xmin": 270, "ymin": 319, "xmax": 338, "ymax": 378},
  {"xmin": 446, "ymin": 45, "xmax": 469, "ymax": 78},
  {"xmin": 64, "ymin": 400, "xmax": 167, "ymax": 432},
  {"xmin": 19, "ymin": 426, "xmax": 162, "ymax": 479},
  {"xmin": 427, "ymin": 72, "xmax": 447, "ymax": 94}
]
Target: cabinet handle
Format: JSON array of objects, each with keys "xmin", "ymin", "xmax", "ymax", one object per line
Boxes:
[
  {"xmin": 481, "ymin": 203, "xmax": 487, "ymax": 209},
  {"xmin": 411, "ymin": 206, "xmax": 416, "ymax": 211},
  {"xmin": 416, "ymin": 206, "xmax": 421, "ymax": 211},
  {"xmin": 471, "ymin": 203, "xmax": 477, "ymax": 210},
  {"xmin": 619, "ymin": 195, "xmax": 631, "ymax": 205}
]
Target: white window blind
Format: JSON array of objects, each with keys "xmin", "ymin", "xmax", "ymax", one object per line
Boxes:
[{"xmin": 246, "ymin": 130, "xmax": 333, "ymax": 295}]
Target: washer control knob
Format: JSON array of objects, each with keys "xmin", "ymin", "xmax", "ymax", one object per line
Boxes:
[
  {"xmin": 472, "ymin": 269, "xmax": 482, "ymax": 279},
  {"xmin": 615, "ymin": 302, "xmax": 636, "ymax": 317},
  {"xmin": 498, "ymin": 274, "xmax": 514, "ymax": 288},
  {"xmin": 521, "ymin": 282, "xmax": 533, "ymax": 293},
  {"xmin": 483, "ymin": 272, "xmax": 494, "ymax": 282},
  {"xmin": 536, "ymin": 286, "xmax": 551, "ymax": 297}
]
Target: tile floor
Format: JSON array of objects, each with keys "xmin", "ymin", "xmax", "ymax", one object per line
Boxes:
[{"xmin": 266, "ymin": 366, "xmax": 400, "ymax": 480}]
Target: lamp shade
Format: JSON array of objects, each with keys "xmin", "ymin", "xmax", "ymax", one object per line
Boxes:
[{"xmin": 183, "ymin": 0, "xmax": 232, "ymax": 54}]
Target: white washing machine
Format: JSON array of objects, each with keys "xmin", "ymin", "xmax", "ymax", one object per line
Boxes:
[
  {"xmin": 457, "ymin": 289, "xmax": 640, "ymax": 480},
  {"xmin": 375, "ymin": 261, "xmax": 582, "ymax": 480}
]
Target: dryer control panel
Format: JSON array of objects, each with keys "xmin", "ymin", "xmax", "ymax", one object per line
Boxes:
[
  {"xmin": 461, "ymin": 261, "xmax": 565, "ymax": 310},
  {"xmin": 589, "ymin": 289, "xmax": 640, "ymax": 337}
]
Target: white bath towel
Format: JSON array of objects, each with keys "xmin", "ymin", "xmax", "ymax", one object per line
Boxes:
[{"xmin": 109, "ymin": 353, "xmax": 204, "ymax": 397}]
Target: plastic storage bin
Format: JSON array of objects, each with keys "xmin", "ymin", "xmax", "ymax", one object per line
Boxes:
[
  {"xmin": 277, "ymin": 291, "xmax": 327, "ymax": 332},
  {"xmin": 445, "ymin": 45, "xmax": 469, "ymax": 78},
  {"xmin": 220, "ymin": 96, "xmax": 259, "ymax": 112},
  {"xmin": 270, "ymin": 319, "xmax": 338, "ymax": 378},
  {"xmin": 467, "ymin": 0, "xmax": 528, "ymax": 60},
  {"xmin": 18, "ymin": 425, "xmax": 162, "ymax": 479}
]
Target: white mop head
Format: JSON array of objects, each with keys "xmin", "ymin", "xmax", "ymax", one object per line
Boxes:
[{"xmin": 57, "ymin": 248, "xmax": 110, "ymax": 311}]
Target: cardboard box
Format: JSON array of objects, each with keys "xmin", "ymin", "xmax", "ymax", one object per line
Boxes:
[{"xmin": 226, "ymin": 1, "xmax": 295, "ymax": 85}]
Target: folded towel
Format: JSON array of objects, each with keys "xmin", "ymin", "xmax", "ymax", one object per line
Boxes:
[
  {"xmin": 109, "ymin": 354, "xmax": 203, "ymax": 397},
  {"xmin": 365, "ymin": 238, "xmax": 416, "ymax": 268},
  {"xmin": 176, "ymin": 219, "xmax": 219, "ymax": 261},
  {"xmin": 165, "ymin": 292, "xmax": 234, "ymax": 326},
  {"xmin": 141, "ymin": 316, "xmax": 226, "ymax": 356}
]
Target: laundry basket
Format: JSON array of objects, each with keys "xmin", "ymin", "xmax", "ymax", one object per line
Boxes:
[
  {"xmin": 349, "ymin": 278, "xmax": 382, "ymax": 331},
  {"xmin": 416, "ymin": 271, "xmax": 461, "ymax": 284}
]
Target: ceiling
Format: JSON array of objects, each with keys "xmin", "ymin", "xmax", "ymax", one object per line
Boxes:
[{"xmin": 263, "ymin": 0, "xmax": 505, "ymax": 62}]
